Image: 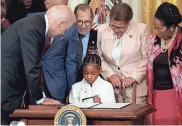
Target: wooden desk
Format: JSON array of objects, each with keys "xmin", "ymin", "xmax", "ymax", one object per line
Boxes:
[{"xmin": 10, "ymin": 104, "xmax": 155, "ymax": 125}]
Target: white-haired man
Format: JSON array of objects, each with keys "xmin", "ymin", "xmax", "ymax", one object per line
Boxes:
[{"xmin": 1, "ymin": 5, "xmax": 75, "ymax": 125}]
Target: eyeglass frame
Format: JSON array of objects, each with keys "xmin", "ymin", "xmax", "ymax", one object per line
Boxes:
[
  {"xmin": 76, "ymin": 20, "xmax": 92, "ymax": 26},
  {"xmin": 154, "ymin": 26, "xmax": 168, "ymax": 33},
  {"xmin": 109, "ymin": 22, "xmax": 129, "ymax": 31}
]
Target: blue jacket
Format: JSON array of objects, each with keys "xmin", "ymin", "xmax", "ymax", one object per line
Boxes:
[{"xmin": 42, "ymin": 25, "xmax": 79, "ymax": 103}]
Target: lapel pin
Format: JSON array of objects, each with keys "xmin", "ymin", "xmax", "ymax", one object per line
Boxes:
[{"xmin": 60, "ymin": 36, "xmax": 64, "ymax": 40}]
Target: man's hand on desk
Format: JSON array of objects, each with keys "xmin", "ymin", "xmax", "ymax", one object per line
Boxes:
[{"xmin": 42, "ymin": 98, "xmax": 61, "ymax": 105}]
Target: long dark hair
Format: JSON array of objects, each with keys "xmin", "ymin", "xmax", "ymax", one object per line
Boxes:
[{"xmin": 155, "ymin": 2, "xmax": 182, "ymax": 28}]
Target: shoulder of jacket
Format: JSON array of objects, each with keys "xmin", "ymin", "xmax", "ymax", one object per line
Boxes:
[
  {"xmin": 130, "ymin": 21, "xmax": 148, "ymax": 30},
  {"xmin": 98, "ymin": 23, "xmax": 109, "ymax": 32},
  {"xmin": 72, "ymin": 81, "xmax": 82, "ymax": 89}
]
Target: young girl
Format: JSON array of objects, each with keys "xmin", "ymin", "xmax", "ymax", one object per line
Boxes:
[{"xmin": 69, "ymin": 54, "xmax": 116, "ymax": 103}]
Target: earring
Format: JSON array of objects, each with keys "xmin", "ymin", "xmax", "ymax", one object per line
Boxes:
[{"xmin": 170, "ymin": 27, "xmax": 174, "ymax": 31}]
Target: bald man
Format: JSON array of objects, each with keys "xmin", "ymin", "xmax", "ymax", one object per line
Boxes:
[
  {"xmin": 1, "ymin": 5, "xmax": 75, "ymax": 125},
  {"xmin": 26, "ymin": 0, "xmax": 78, "ymax": 104}
]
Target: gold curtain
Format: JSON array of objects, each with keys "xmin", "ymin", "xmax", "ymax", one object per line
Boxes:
[{"xmin": 142, "ymin": 0, "xmax": 182, "ymax": 33}]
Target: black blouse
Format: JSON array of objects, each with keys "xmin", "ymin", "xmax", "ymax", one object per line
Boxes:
[{"xmin": 153, "ymin": 51, "xmax": 173, "ymax": 90}]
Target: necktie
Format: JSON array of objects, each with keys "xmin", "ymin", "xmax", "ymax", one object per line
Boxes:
[
  {"xmin": 77, "ymin": 34, "xmax": 84, "ymax": 81},
  {"xmin": 77, "ymin": 34, "xmax": 84, "ymax": 68},
  {"xmin": 42, "ymin": 34, "xmax": 51, "ymax": 55}
]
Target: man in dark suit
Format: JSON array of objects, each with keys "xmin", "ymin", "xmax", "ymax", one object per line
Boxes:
[
  {"xmin": 1, "ymin": 5, "xmax": 75, "ymax": 125},
  {"xmin": 26, "ymin": 0, "xmax": 78, "ymax": 104},
  {"xmin": 74, "ymin": 4, "xmax": 98, "ymax": 81}
]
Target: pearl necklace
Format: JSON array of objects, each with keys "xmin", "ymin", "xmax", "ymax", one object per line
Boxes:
[{"xmin": 161, "ymin": 27, "xmax": 178, "ymax": 52}]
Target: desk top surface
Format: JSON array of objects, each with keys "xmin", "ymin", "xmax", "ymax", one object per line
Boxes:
[{"xmin": 10, "ymin": 104, "xmax": 155, "ymax": 119}]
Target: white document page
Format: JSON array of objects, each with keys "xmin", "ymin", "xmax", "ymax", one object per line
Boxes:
[
  {"xmin": 69, "ymin": 103, "xmax": 100, "ymax": 109},
  {"xmin": 91, "ymin": 103, "xmax": 130, "ymax": 109}
]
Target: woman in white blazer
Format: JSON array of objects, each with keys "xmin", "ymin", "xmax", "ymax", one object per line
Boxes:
[{"xmin": 97, "ymin": 3, "xmax": 149, "ymax": 103}]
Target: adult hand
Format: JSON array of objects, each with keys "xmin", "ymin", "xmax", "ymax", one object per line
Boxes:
[
  {"xmin": 122, "ymin": 77, "xmax": 136, "ymax": 88},
  {"xmin": 42, "ymin": 98, "xmax": 61, "ymax": 105},
  {"xmin": 93, "ymin": 95, "xmax": 101, "ymax": 103},
  {"xmin": 108, "ymin": 74, "xmax": 122, "ymax": 88}
]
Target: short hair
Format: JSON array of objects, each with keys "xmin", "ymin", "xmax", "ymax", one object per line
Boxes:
[
  {"xmin": 83, "ymin": 54, "xmax": 101, "ymax": 68},
  {"xmin": 74, "ymin": 4, "xmax": 94, "ymax": 19},
  {"xmin": 155, "ymin": 2, "xmax": 182, "ymax": 28},
  {"xmin": 110, "ymin": 2, "xmax": 133, "ymax": 23},
  {"xmin": 110, "ymin": 0, "xmax": 122, "ymax": 5},
  {"xmin": 1, "ymin": 0, "xmax": 6, "ymax": 19}
]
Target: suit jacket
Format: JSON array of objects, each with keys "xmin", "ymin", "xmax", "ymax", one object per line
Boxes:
[
  {"xmin": 87, "ymin": 29, "xmax": 98, "ymax": 52},
  {"xmin": 1, "ymin": 14, "xmax": 46, "ymax": 114},
  {"xmin": 97, "ymin": 21, "xmax": 149, "ymax": 97},
  {"xmin": 42, "ymin": 25, "xmax": 79, "ymax": 103}
]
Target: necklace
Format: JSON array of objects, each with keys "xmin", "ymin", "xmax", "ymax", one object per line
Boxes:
[{"xmin": 161, "ymin": 27, "xmax": 178, "ymax": 52}]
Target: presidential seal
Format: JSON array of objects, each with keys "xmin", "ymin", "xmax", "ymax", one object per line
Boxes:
[{"xmin": 54, "ymin": 105, "xmax": 87, "ymax": 126}]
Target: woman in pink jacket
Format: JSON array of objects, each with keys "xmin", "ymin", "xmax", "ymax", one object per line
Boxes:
[{"xmin": 147, "ymin": 2, "xmax": 182, "ymax": 125}]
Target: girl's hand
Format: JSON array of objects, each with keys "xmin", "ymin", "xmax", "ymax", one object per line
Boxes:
[{"xmin": 93, "ymin": 95, "xmax": 101, "ymax": 103}]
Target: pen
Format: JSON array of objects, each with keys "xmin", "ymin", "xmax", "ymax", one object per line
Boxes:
[{"xmin": 82, "ymin": 96, "xmax": 95, "ymax": 102}]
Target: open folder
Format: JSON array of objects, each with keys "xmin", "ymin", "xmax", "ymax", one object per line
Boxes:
[{"xmin": 69, "ymin": 103, "xmax": 130, "ymax": 109}]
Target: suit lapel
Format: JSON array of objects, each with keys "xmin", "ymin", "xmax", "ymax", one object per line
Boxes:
[
  {"xmin": 86, "ymin": 29, "xmax": 98, "ymax": 54},
  {"xmin": 102, "ymin": 29, "xmax": 116, "ymax": 64},
  {"xmin": 43, "ymin": 35, "xmax": 65, "ymax": 57}
]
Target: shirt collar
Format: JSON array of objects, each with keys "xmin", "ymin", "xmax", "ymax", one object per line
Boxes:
[
  {"xmin": 44, "ymin": 15, "xmax": 49, "ymax": 36},
  {"xmin": 79, "ymin": 31, "xmax": 90, "ymax": 38},
  {"xmin": 84, "ymin": 32, "xmax": 90, "ymax": 38},
  {"xmin": 81, "ymin": 76, "xmax": 101, "ymax": 89}
]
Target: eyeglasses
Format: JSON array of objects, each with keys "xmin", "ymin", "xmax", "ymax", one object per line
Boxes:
[
  {"xmin": 76, "ymin": 20, "xmax": 92, "ymax": 26},
  {"xmin": 109, "ymin": 22, "xmax": 128, "ymax": 31},
  {"xmin": 154, "ymin": 26, "xmax": 167, "ymax": 33}
]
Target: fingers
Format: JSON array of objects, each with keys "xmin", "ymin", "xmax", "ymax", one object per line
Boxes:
[
  {"xmin": 122, "ymin": 78, "xmax": 135, "ymax": 88},
  {"xmin": 109, "ymin": 74, "xmax": 123, "ymax": 88},
  {"xmin": 116, "ymin": 79, "xmax": 122, "ymax": 88},
  {"xmin": 94, "ymin": 95, "xmax": 101, "ymax": 103},
  {"xmin": 113, "ymin": 76, "xmax": 122, "ymax": 88},
  {"xmin": 113, "ymin": 79, "xmax": 121, "ymax": 88},
  {"xmin": 53, "ymin": 100, "xmax": 61, "ymax": 104},
  {"xmin": 124, "ymin": 79, "xmax": 131, "ymax": 88},
  {"xmin": 122, "ymin": 79, "xmax": 127, "ymax": 89},
  {"xmin": 42, "ymin": 98, "xmax": 61, "ymax": 105}
]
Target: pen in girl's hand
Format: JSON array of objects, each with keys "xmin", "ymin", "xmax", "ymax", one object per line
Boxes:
[{"xmin": 82, "ymin": 96, "xmax": 95, "ymax": 102}]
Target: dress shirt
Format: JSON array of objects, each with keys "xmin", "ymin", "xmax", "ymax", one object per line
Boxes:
[
  {"xmin": 36, "ymin": 15, "xmax": 50, "ymax": 104},
  {"xmin": 111, "ymin": 38, "xmax": 122, "ymax": 66},
  {"xmin": 44, "ymin": 15, "xmax": 53, "ymax": 44},
  {"xmin": 82, "ymin": 32, "xmax": 90, "ymax": 61}
]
